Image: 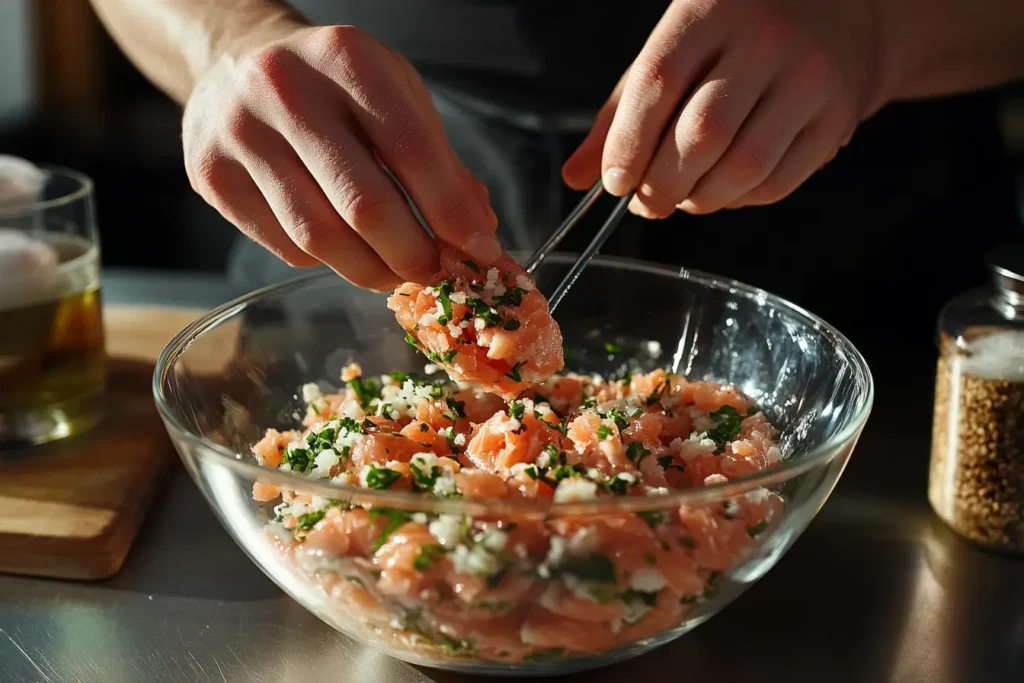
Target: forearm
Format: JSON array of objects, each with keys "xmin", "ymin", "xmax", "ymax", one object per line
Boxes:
[
  {"xmin": 89, "ymin": 0, "xmax": 305, "ymax": 103},
  {"xmin": 877, "ymin": 0, "xmax": 1024, "ymax": 102}
]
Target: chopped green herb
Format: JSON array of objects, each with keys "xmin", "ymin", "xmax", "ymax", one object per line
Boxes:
[
  {"xmin": 638, "ymin": 510, "xmax": 669, "ymax": 528},
  {"xmin": 461, "ymin": 259, "xmax": 480, "ymax": 273},
  {"xmin": 543, "ymin": 443, "xmax": 559, "ymax": 462},
  {"xmin": 337, "ymin": 417, "xmax": 364, "ymax": 434},
  {"xmin": 524, "ymin": 465, "xmax": 539, "ymax": 480},
  {"xmin": 445, "ymin": 397, "xmax": 466, "ymax": 419},
  {"xmin": 601, "ymin": 407, "xmax": 630, "ymax": 431},
  {"xmin": 347, "ymin": 375, "xmax": 381, "ymax": 409},
  {"xmin": 438, "ymin": 635, "xmax": 473, "ymax": 655},
  {"xmin": 413, "ymin": 544, "xmax": 445, "ymax": 571},
  {"xmin": 494, "ymin": 287, "xmax": 525, "ymax": 307},
  {"xmin": 436, "ymin": 280, "xmax": 454, "ymax": 325},
  {"xmin": 747, "ymin": 520, "xmax": 768, "ymax": 537},
  {"xmin": 679, "ymin": 595, "xmax": 699, "ymax": 605},
  {"xmin": 419, "ymin": 423, "xmax": 429, "ymax": 432},
  {"xmin": 604, "ymin": 341, "xmax": 623, "ymax": 354},
  {"xmin": 505, "ymin": 362, "xmax": 524, "ymax": 383},
  {"xmin": 486, "ymin": 566, "xmax": 510, "ymax": 588},
  {"xmin": 621, "ymin": 589, "xmax": 658, "ymax": 607},
  {"xmin": 502, "ymin": 319, "xmax": 521, "ymax": 331},
  {"xmin": 626, "ymin": 441, "xmax": 651, "ymax": 465},
  {"xmin": 680, "ymin": 537, "xmax": 696, "ymax": 549},
  {"xmin": 557, "ymin": 552, "xmax": 616, "ymax": 583},
  {"xmin": 508, "ymin": 401, "xmax": 525, "ymax": 421},
  {"xmin": 747, "ymin": 403, "xmax": 762, "ymax": 417},
  {"xmin": 305, "ymin": 426, "xmax": 335, "ymax": 455},
  {"xmin": 409, "ymin": 461, "xmax": 441, "ymax": 492},
  {"xmin": 646, "ymin": 382, "xmax": 667, "ymax": 407},
  {"xmin": 295, "ymin": 508, "xmax": 326, "ymax": 531},
  {"xmin": 469, "ymin": 297, "xmax": 502, "ymax": 327},
  {"xmin": 282, "ymin": 446, "xmax": 313, "ymax": 472},
  {"xmin": 596, "ymin": 424, "xmax": 613, "ymax": 440},
  {"xmin": 706, "ymin": 405, "xmax": 743, "ymax": 453},
  {"xmin": 533, "ymin": 392, "xmax": 551, "ymax": 405},
  {"xmin": 365, "ymin": 464, "xmax": 402, "ymax": 490},
  {"xmin": 603, "ymin": 474, "xmax": 632, "ymax": 495},
  {"xmin": 474, "ymin": 600, "xmax": 510, "ymax": 614},
  {"xmin": 525, "ymin": 648, "xmax": 565, "ymax": 663},
  {"xmin": 549, "ymin": 463, "xmax": 585, "ymax": 482},
  {"xmin": 582, "ymin": 395, "xmax": 598, "ymax": 409},
  {"xmin": 657, "ymin": 455, "xmax": 684, "ymax": 473},
  {"xmin": 440, "ymin": 349, "xmax": 458, "ymax": 364},
  {"xmin": 387, "ymin": 370, "xmax": 409, "ymax": 383},
  {"xmin": 645, "ymin": 553, "xmax": 657, "ymax": 566},
  {"xmin": 367, "ymin": 508, "xmax": 413, "ymax": 551}
]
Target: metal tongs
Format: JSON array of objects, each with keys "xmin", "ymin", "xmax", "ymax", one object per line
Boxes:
[{"xmin": 524, "ymin": 180, "xmax": 634, "ymax": 312}]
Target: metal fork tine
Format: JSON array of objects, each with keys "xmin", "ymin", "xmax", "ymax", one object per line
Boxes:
[
  {"xmin": 525, "ymin": 180, "xmax": 604, "ymax": 273},
  {"xmin": 547, "ymin": 192, "xmax": 633, "ymax": 313}
]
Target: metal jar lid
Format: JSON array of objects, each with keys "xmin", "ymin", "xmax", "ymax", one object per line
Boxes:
[{"xmin": 987, "ymin": 244, "xmax": 1024, "ymax": 303}]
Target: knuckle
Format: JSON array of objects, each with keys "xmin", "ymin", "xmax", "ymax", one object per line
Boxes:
[
  {"xmin": 341, "ymin": 188, "xmax": 392, "ymax": 231},
  {"xmin": 727, "ymin": 144, "xmax": 773, "ymax": 184},
  {"xmin": 630, "ymin": 57, "xmax": 676, "ymax": 101},
  {"xmin": 288, "ymin": 215, "xmax": 340, "ymax": 255},
  {"xmin": 684, "ymin": 106, "xmax": 731, "ymax": 154},
  {"xmin": 753, "ymin": 7, "xmax": 796, "ymax": 50},
  {"xmin": 315, "ymin": 24, "xmax": 367, "ymax": 59},
  {"xmin": 798, "ymin": 47, "xmax": 839, "ymax": 89},
  {"xmin": 242, "ymin": 46, "xmax": 304, "ymax": 115},
  {"xmin": 390, "ymin": 122, "xmax": 438, "ymax": 175},
  {"xmin": 219, "ymin": 102, "xmax": 258, "ymax": 147}
]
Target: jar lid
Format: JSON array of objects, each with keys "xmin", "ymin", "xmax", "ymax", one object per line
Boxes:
[{"xmin": 987, "ymin": 244, "xmax": 1024, "ymax": 299}]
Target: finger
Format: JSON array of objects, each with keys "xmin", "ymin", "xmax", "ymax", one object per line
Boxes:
[
  {"xmin": 224, "ymin": 110, "xmax": 403, "ymax": 290},
  {"xmin": 726, "ymin": 107, "xmax": 849, "ymax": 208},
  {"xmin": 187, "ymin": 151, "xmax": 319, "ymax": 268},
  {"xmin": 681, "ymin": 69, "xmax": 830, "ymax": 214},
  {"xmin": 562, "ymin": 68, "xmax": 630, "ymax": 190},
  {"xmin": 633, "ymin": 43, "xmax": 781, "ymax": 218},
  {"xmin": 313, "ymin": 28, "xmax": 500, "ymax": 263},
  {"xmin": 600, "ymin": 2, "xmax": 729, "ymax": 196},
  {"xmin": 390, "ymin": 48, "xmax": 497, "ymax": 220}
]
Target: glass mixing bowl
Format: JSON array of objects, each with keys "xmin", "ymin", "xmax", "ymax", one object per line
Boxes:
[{"xmin": 153, "ymin": 254, "xmax": 873, "ymax": 676}]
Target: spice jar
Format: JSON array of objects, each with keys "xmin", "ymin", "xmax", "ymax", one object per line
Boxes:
[{"xmin": 929, "ymin": 245, "xmax": 1024, "ymax": 553}]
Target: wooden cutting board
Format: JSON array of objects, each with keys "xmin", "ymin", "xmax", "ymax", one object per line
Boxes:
[{"xmin": 0, "ymin": 305, "xmax": 205, "ymax": 580}]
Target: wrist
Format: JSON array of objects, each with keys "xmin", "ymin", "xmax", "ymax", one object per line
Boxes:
[
  {"xmin": 872, "ymin": 0, "xmax": 1024, "ymax": 102},
  {"xmin": 189, "ymin": 3, "xmax": 306, "ymax": 88}
]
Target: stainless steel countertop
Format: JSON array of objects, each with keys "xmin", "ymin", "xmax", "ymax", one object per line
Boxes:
[{"xmin": 1, "ymin": 269, "xmax": 1021, "ymax": 683}]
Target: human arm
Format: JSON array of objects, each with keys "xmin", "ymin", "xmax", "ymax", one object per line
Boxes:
[{"xmin": 89, "ymin": 0, "xmax": 500, "ymax": 290}]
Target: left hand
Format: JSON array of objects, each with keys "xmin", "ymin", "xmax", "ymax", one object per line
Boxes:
[{"xmin": 562, "ymin": 0, "xmax": 889, "ymax": 217}]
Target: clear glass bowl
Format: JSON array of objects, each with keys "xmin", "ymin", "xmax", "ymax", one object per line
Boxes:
[{"xmin": 153, "ymin": 254, "xmax": 873, "ymax": 676}]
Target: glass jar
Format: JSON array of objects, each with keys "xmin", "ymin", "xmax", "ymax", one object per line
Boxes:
[{"xmin": 929, "ymin": 244, "xmax": 1024, "ymax": 553}]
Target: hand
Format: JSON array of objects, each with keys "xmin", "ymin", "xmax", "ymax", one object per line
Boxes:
[
  {"xmin": 183, "ymin": 24, "xmax": 500, "ymax": 290},
  {"xmin": 563, "ymin": 0, "xmax": 888, "ymax": 217}
]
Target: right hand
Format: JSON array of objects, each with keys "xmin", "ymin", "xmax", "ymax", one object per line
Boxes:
[{"xmin": 183, "ymin": 24, "xmax": 500, "ymax": 291}]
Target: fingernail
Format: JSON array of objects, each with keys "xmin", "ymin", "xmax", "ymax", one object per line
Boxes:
[
  {"xmin": 603, "ymin": 167, "xmax": 633, "ymax": 196},
  {"xmin": 463, "ymin": 232, "xmax": 502, "ymax": 264}
]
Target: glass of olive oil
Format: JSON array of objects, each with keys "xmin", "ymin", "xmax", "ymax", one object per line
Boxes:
[{"xmin": 0, "ymin": 166, "xmax": 105, "ymax": 446}]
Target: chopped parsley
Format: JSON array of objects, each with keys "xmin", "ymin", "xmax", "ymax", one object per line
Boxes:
[
  {"xmin": 706, "ymin": 405, "xmax": 743, "ymax": 452},
  {"xmin": 438, "ymin": 635, "xmax": 473, "ymax": 655},
  {"xmin": 603, "ymin": 341, "xmax": 623, "ymax": 354},
  {"xmin": 747, "ymin": 520, "xmax": 768, "ymax": 537},
  {"xmin": 603, "ymin": 474, "xmax": 634, "ymax": 495},
  {"xmin": 409, "ymin": 460, "xmax": 441, "ymax": 492},
  {"xmin": 474, "ymin": 600, "xmax": 511, "ymax": 613},
  {"xmin": 413, "ymin": 544, "xmax": 445, "ymax": 571},
  {"xmin": 445, "ymin": 397, "xmax": 466, "ymax": 419},
  {"xmin": 494, "ymin": 287, "xmax": 525, "ymax": 307},
  {"xmin": 621, "ymin": 589, "xmax": 658, "ymax": 607},
  {"xmin": 419, "ymin": 423, "xmax": 429, "ymax": 432},
  {"xmin": 365, "ymin": 464, "xmax": 402, "ymax": 490},
  {"xmin": 505, "ymin": 362, "xmax": 524, "ymax": 383},
  {"xmin": 282, "ymin": 446, "xmax": 313, "ymax": 472},
  {"xmin": 596, "ymin": 424, "xmax": 613, "ymax": 440},
  {"xmin": 347, "ymin": 375, "xmax": 381, "ymax": 408},
  {"xmin": 508, "ymin": 401, "xmax": 525, "ymax": 421},
  {"xmin": 646, "ymin": 382, "xmax": 667, "ymax": 407},
  {"xmin": 461, "ymin": 259, "xmax": 480, "ymax": 273},
  {"xmin": 502, "ymin": 319, "xmax": 521, "ymax": 331},
  {"xmin": 543, "ymin": 443, "xmax": 559, "ymax": 462},
  {"xmin": 556, "ymin": 552, "xmax": 616, "ymax": 583},
  {"xmin": 600, "ymin": 407, "xmax": 630, "ymax": 431},
  {"xmin": 657, "ymin": 455, "xmax": 684, "ymax": 473},
  {"xmin": 470, "ymin": 297, "xmax": 502, "ymax": 327},
  {"xmin": 626, "ymin": 441, "xmax": 651, "ymax": 465},
  {"xmin": 295, "ymin": 508, "xmax": 326, "ymax": 531},
  {"xmin": 387, "ymin": 370, "xmax": 409, "ymax": 383},
  {"xmin": 747, "ymin": 403, "xmax": 762, "ymax": 416},
  {"xmin": 524, "ymin": 465, "xmax": 539, "ymax": 480},
  {"xmin": 549, "ymin": 463, "xmax": 585, "ymax": 482},
  {"xmin": 436, "ymin": 280, "xmax": 454, "ymax": 325},
  {"xmin": 367, "ymin": 508, "xmax": 412, "ymax": 551},
  {"xmin": 638, "ymin": 510, "xmax": 669, "ymax": 528},
  {"xmin": 645, "ymin": 553, "xmax": 657, "ymax": 566}
]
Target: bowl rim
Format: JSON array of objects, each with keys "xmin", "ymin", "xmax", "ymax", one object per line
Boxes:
[{"xmin": 153, "ymin": 254, "xmax": 874, "ymax": 513}]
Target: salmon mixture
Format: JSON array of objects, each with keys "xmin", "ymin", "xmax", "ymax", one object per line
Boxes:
[{"xmin": 249, "ymin": 252, "xmax": 786, "ymax": 665}]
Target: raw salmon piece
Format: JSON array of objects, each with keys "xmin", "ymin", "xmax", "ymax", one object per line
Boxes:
[
  {"xmin": 677, "ymin": 504, "xmax": 754, "ymax": 571},
  {"xmin": 251, "ymin": 482, "xmax": 281, "ymax": 502},
  {"xmin": 387, "ymin": 248, "xmax": 563, "ymax": 398},
  {"xmin": 374, "ymin": 522, "xmax": 446, "ymax": 596},
  {"xmin": 252, "ymin": 428, "xmax": 300, "ymax": 468},
  {"xmin": 520, "ymin": 607, "xmax": 619, "ymax": 652},
  {"xmin": 454, "ymin": 469, "xmax": 510, "ymax": 498},
  {"xmin": 614, "ymin": 590, "xmax": 685, "ymax": 645},
  {"xmin": 464, "ymin": 409, "xmax": 563, "ymax": 476},
  {"xmin": 304, "ymin": 507, "xmax": 383, "ymax": 558},
  {"xmin": 538, "ymin": 584, "xmax": 627, "ymax": 623}
]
